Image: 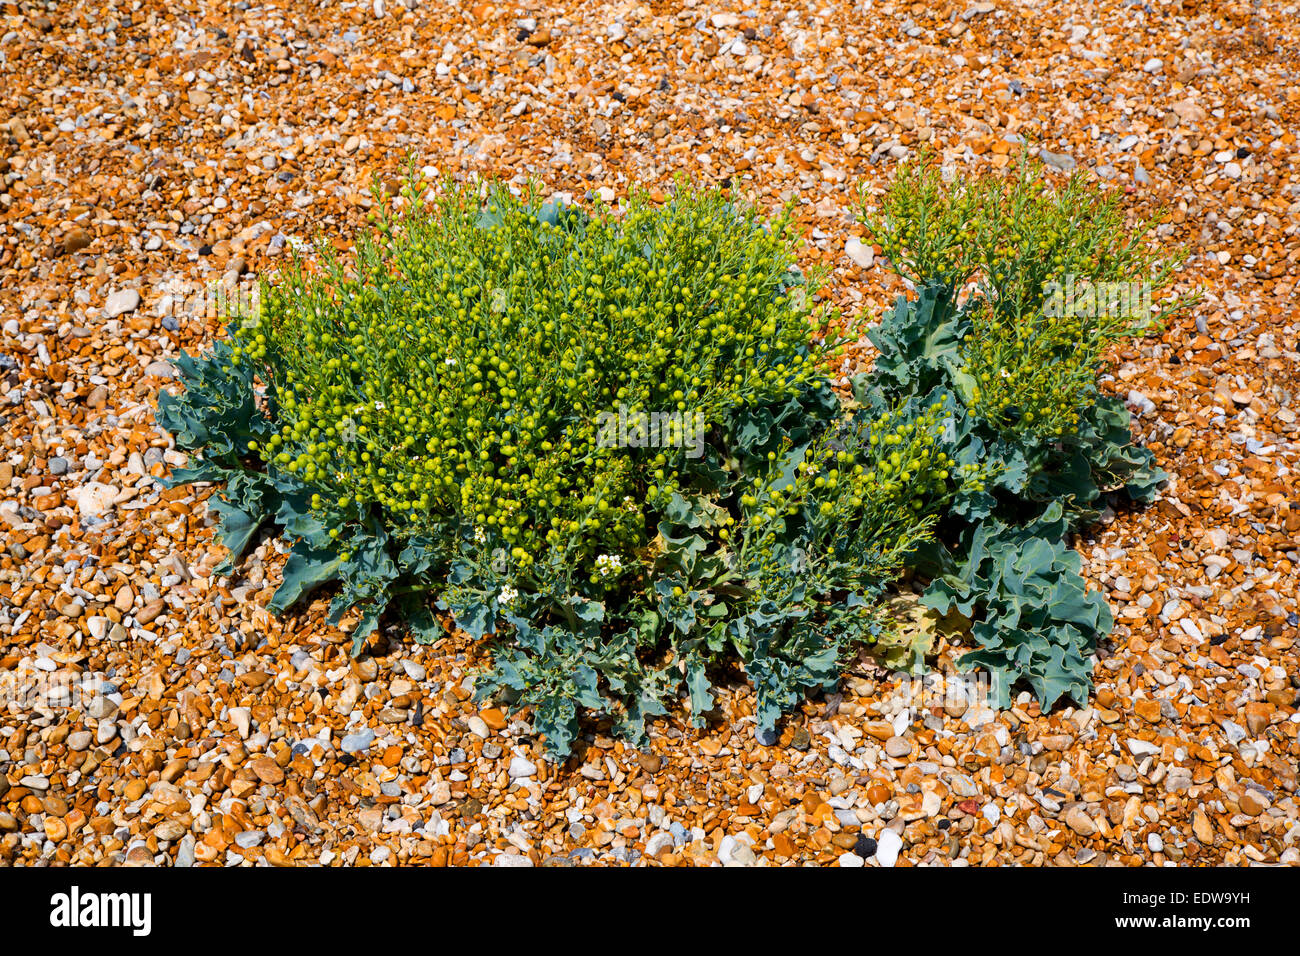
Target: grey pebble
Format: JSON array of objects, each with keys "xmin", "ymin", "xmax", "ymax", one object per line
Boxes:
[
  {"xmin": 234, "ymin": 830, "xmax": 265, "ymax": 849},
  {"xmin": 341, "ymin": 729, "xmax": 376, "ymax": 753},
  {"xmin": 1038, "ymin": 149, "xmax": 1076, "ymax": 172}
]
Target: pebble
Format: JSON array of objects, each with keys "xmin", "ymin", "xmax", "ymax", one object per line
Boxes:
[
  {"xmin": 1038, "ymin": 149, "xmax": 1076, "ymax": 172},
  {"xmin": 875, "ymin": 828, "xmax": 902, "ymax": 867},
  {"xmin": 153, "ymin": 820, "xmax": 187, "ymax": 842},
  {"xmin": 61, "ymin": 226, "xmax": 93, "ymax": 254},
  {"xmin": 104, "ymin": 289, "xmax": 142, "ymax": 318},
  {"xmin": 884, "ymin": 735, "xmax": 911, "ymax": 758},
  {"xmin": 234, "ymin": 830, "xmax": 265, "ymax": 849},
  {"xmin": 74, "ymin": 483, "xmax": 120, "ymax": 518},
  {"xmin": 1240, "ymin": 790, "xmax": 1268, "ymax": 816},
  {"xmin": 341, "ymin": 729, "xmax": 376, "ymax": 753},
  {"xmin": 1126, "ymin": 738, "xmax": 1161, "ymax": 757},
  {"xmin": 1063, "ymin": 805, "xmax": 1098, "ymax": 836},
  {"xmin": 845, "ymin": 237, "xmax": 875, "ymax": 268},
  {"xmin": 645, "ymin": 832, "xmax": 674, "ymax": 857},
  {"xmin": 44, "ymin": 817, "xmax": 68, "ymax": 842},
  {"xmin": 250, "ymin": 756, "xmax": 285, "ymax": 784},
  {"xmin": 124, "ymin": 842, "xmax": 154, "ymax": 866},
  {"xmin": 1222, "ymin": 720, "xmax": 1247, "ymax": 744},
  {"xmin": 508, "ymin": 756, "xmax": 537, "ymax": 779},
  {"xmin": 230, "ymin": 707, "xmax": 251, "ymax": 739}
]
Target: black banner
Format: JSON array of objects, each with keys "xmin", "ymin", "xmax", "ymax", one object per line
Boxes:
[{"xmin": 1, "ymin": 863, "xmax": 1289, "ymax": 944}]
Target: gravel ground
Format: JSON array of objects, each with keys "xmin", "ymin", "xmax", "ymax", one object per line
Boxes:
[{"xmin": 1, "ymin": 0, "xmax": 1297, "ymax": 866}]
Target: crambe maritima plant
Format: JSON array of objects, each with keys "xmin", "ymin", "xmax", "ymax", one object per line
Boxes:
[
  {"xmin": 854, "ymin": 149, "xmax": 1186, "ymax": 706},
  {"xmin": 159, "ymin": 172, "xmax": 979, "ymax": 753}
]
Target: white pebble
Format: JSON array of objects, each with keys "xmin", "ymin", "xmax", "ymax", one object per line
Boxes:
[{"xmin": 876, "ymin": 828, "xmax": 902, "ymax": 867}]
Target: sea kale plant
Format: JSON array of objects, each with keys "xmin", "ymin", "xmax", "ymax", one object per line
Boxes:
[
  {"xmin": 854, "ymin": 150, "xmax": 1188, "ymax": 707},
  {"xmin": 158, "ymin": 154, "xmax": 1182, "ymax": 754},
  {"xmin": 159, "ymin": 173, "xmax": 982, "ymax": 754}
]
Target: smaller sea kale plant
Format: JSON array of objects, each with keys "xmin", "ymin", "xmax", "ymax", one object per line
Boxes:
[{"xmin": 854, "ymin": 151, "xmax": 1188, "ymax": 706}]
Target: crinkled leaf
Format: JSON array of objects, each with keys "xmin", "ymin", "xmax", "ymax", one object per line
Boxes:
[{"xmin": 269, "ymin": 538, "xmax": 343, "ymax": 613}]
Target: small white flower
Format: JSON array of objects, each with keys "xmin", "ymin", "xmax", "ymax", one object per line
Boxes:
[
  {"xmin": 498, "ymin": 585, "xmax": 518, "ymax": 606},
  {"xmin": 473, "ymin": 526, "xmax": 486, "ymax": 544},
  {"xmin": 595, "ymin": 553, "xmax": 624, "ymax": 578},
  {"xmin": 374, "ymin": 400, "xmax": 386, "ymax": 410}
]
